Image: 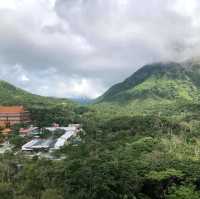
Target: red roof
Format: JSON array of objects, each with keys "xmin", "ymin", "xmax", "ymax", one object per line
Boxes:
[{"xmin": 0, "ymin": 106, "xmax": 26, "ymax": 113}]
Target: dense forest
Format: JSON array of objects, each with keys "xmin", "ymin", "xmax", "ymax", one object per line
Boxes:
[
  {"xmin": 1, "ymin": 62, "xmax": 200, "ymax": 198},
  {"xmin": 1, "ymin": 115, "xmax": 200, "ymax": 199}
]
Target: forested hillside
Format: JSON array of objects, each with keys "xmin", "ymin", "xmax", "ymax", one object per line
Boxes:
[
  {"xmin": 0, "ymin": 80, "xmax": 79, "ymax": 126},
  {"xmin": 0, "ymin": 80, "xmax": 75, "ymax": 107},
  {"xmin": 2, "ymin": 114, "xmax": 200, "ymax": 199},
  {"xmin": 92, "ymin": 62, "xmax": 200, "ymax": 120},
  {"xmin": 99, "ymin": 62, "xmax": 200, "ymax": 103},
  {"xmin": 2, "ymin": 62, "xmax": 200, "ymax": 198}
]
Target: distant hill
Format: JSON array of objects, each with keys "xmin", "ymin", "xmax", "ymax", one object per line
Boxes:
[
  {"xmin": 99, "ymin": 62, "xmax": 200, "ymax": 102},
  {"xmin": 70, "ymin": 97, "xmax": 93, "ymax": 105},
  {"xmin": 94, "ymin": 61, "xmax": 200, "ymax": 118},
  {"xmin": 0, "ymin": 80, "xmax": 76, "ymax": 108}
]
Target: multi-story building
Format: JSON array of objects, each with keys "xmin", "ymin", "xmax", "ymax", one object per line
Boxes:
[{"xmin": 0, "ymin": 106, "xmax": 30, "ymax": 127}]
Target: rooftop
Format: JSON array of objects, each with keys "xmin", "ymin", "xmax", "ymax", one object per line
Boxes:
[{"xmin": 0, "ymin": 106, "xmax": 27, "ymax": 114}]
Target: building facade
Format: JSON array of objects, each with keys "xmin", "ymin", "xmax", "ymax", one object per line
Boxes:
[{"xmin": 0, "ymin": 106, "xmax": 30, "ymax": 127}]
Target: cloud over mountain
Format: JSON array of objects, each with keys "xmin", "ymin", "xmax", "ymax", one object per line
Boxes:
[{"xmin": 0, "ymin": 0, "xmax": 200, "ymax": 98}]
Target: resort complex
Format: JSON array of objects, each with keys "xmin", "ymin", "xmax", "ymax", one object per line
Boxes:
[
  {"xmin": 21, "ymin": 124, "xmax": 81, "ymax": 152},
  {"xmin": 0, "ymin": 106, "xmax": 82, "ymax": 156}
]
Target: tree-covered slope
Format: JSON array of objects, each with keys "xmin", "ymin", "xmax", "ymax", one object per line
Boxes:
[
  {"xmin": 0, "ymin": 80, "xmax": 79, "ymax": 126},
  {"xmin": 92, "ymin": 62, "xmax": 200, "ymax": 119},
  {"xmin": 99, "ymin": 62, "xmax": 200, "ymax": 103},
  {"xmin": 2, "ymin": 64, "xmax": 200, "ymax": 199},
  {"xmin": 0, "ymin": 80, "xmax": 75, "ymax": 108}
]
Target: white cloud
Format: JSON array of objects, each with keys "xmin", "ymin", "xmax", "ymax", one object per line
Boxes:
[
  {"xmin": 63, "ymin": 78, "xmax": 104, "ymax": 98},
  {"xmin": 20, "ymin": 74, "xmax": 29, "ymax": 82},
  {"xmin": 0, "ymin": 0, "xmax": 18, "ymax": 10},
  {"xmin": 172, "ymin": 0, "xmax": 198, "ymax": 17},
  {"xmin": 1, "ymin": 0, "xmax": 200, "ymax": 98},
  {"xmin": 34, "ymin": 77, "xmax": 105, "ymax": 99}
]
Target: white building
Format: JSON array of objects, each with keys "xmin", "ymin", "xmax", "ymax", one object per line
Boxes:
[
  {"xmin": 54, "ymin": 130, "xmax": 77, "ymax": 150},
  {"xmin": 22, "ymin": 139, "xmax": 55, "ymax": 151},
  {"xmin": 22, "ymin": 124, "xmax": 81, "ymax": 152}
]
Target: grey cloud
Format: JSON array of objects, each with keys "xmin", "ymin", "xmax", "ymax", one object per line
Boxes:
[
  {"xmin": 55, "ymin": 0, "xmax": 200, "ymax": 59},
  {"xmin": 1, "ymin": 0, "xmax": 200, "ymax": 98},
  {"xmin": 55, "ymin": 0, "xmax": 200, "ymax": 70}
]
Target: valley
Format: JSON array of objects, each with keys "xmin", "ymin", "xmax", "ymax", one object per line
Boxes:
[{"xmin": 1, "ymin": 62, "xmax": 200, "ymax": 198}]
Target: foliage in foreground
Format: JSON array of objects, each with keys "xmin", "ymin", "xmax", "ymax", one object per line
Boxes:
[{"xmin": 1, "ymin": 115, "xmax": 200, "ymax": 199}]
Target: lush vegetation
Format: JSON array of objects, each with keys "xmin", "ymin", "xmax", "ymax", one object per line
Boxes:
[
  {"xmin": 1, "ymin": 115, "xmax": 200, "ymax": 199},
  {"xmin": 0, "ymin": 80, "xmax": 79, "ymax": 127},
  {"xmin": 1, "ymin": 62, "xmax": 200, "ymax": 198},
  {"xmin": 0, "ymin": 80, "xmax": 76, "ymax": 107},
  {"xmin": 99, "ymin": 62, "xmax": 200, "ymax": 102},
  {"xmin": 93, "ymin": 62, "xmax": 200, "ymax": 119}
]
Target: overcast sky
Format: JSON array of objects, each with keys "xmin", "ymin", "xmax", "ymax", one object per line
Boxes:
[{"xmin": 0, "ymin": 0, "xmax": 200, "ymax": 98}]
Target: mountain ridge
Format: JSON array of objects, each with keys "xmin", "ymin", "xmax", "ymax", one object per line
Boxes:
[
  {"xmin": 98, "ymin": 61, "xmax": 200, "ymax": 103},
  {"xmin": 0, "ymin": 80, "xmax": 76, "ymax": 108}
]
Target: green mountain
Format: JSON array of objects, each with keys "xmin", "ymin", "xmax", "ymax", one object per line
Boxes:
[
  {"xmin": 100, "ymin": 62, "xmax": 200, "ymax": 102},
  {"xmin": 3, "ymin": 63, "xmax": 200, "ymax": 199},
  {"xmin": 94, "ymin": 61, "xmax": 200, "ymax": 118},
  {"xmin": 0, "ymin": 80, "xmax": 75, "ymax": 108}
]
